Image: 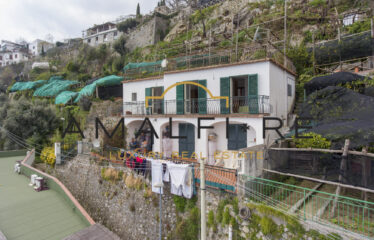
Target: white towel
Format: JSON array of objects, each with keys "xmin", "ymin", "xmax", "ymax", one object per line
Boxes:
[
  {"xmin": 152, "ymin": 160, "xmax": 163, "ymax": 194},
  {"xmin": 167, "ymin": 163, "xmax": 190, "ymax": 197},
  {"xmin": 182, "ymin": 166, "xmax": 193, "ymax": 199}
]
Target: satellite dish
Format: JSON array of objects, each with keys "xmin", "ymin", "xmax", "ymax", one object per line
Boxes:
[
  {"xmin": 161, "ymin": 59, "xmax": 168, "ymax": 68},
  {"xmin": 93, "ymin": 139, "xmax": 100, "ymax": 148}
]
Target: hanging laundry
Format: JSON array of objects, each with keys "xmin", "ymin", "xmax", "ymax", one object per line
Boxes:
[
  {"xmin": 152, "ymin": 160, "xmax": 164, "ymax": 194},
  {"xmin": 167, "ymin": 163, "xmax": 190, "ymax": 197},
  {"xmin": 163, "ymin": 163, "xmax": 170, "ymax": 182},
  {"xmin": 182, "ymin": 166, "xmax": 193, "ymax": 199}
]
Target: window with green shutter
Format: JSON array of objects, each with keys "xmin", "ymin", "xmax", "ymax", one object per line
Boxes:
[
  {"xmin": 220, "ymin": 77, "xmax": 230, "ymax": 114},
  {"xmin": 176, "ymin": 84, "xmax": 184, "ymax": 114},
  {"xmin": 248, "ymin": 74, "xmax": 258, "ymax": 114},
  {"xmin": 145, "ymin": 88, "xmax": 152, "ymax": 115}
]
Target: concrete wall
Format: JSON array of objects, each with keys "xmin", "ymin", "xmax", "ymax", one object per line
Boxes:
[{"xmin": 125, "ymin": 16, "xmax": 169, "ymax": 51}]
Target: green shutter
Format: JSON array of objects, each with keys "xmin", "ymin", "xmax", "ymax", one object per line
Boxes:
[
  {"xmin": 145, "ymin": 87, "xmax": 152, "ymax": 115},
  {"xmin": 198, "ymin": 80, "xmax": 207, "ymax": 114},
  {"xmin": 220, "ymin": 77, "xmax": 230, "ymax": 114},
  {"xmin": 248, "ymin": 74, "xmax": 258, "ymax": 114},
  {"xmin": 176, "ymin": 84, "xmax": 184, "ymax": 114},
  {"xmin": 161, "ymin": 86, "xmax": 164, "ymax": 114}
]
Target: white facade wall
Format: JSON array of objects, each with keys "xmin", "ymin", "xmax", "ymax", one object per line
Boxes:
[
  {"xmin": 122, "ymin": 60, "xmax": 296, "ymax": 165},
  {"xmin": 0, "ymin": 51, "xmax": 28, "ymax": 66},
  {"xmin": 124, "ymin": 117, "xmax": 263, "ymax": 161},
  {"xmin": 83, "ymin": 29, "xmax": 121, "ymax": 47}
]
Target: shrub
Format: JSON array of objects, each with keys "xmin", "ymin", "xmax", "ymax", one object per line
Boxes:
[
  {"xmin": 173, "ymin": 195, "xmax": 187, "ymax": 213},
  {"xmin": 207, "ymin": 210, "xmax": 215, "ymax": 228},
  {"xmin": 40, "ymin": 147, "xmax": 56, "ymax": 166},
  {"xmin": 260, "ymin": 216, "xmax": 277, "ymax": 236},
  {"xmin": 222, "ymin": 207, "xmax": 231, "ymax": 226},
  {"xmin": 117, "ymin": 18, "xmax": 138, "ymax": 33},
  {"xmin": 175, "ymin": 207, "xmax": 200, "ymax": 240},
  {"xmin": 78, "ymin": 95, "xmax": 92, "ymax": 112},
  {"xmin": 66, "ymin": 61, "xmax": 80, "ymax": 73},
  {"xmin": 292, "ymin": 132, "xmax": 331, "ymax": 149}
]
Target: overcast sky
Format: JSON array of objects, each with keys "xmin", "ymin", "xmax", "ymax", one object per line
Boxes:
[{"xmin": 0, "ymin": 0, "xmax": 159, "ymax": 43}]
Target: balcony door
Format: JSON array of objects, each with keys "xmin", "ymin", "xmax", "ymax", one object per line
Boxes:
[
  {"xmin": 185, "ymin": 84, "xmax": 199, "ymax": 114},
  {"xmin": 145, "ymin": 86, "xmax": 164, "ymax": 115},
  {"xmin": 179, "ymin": 123, "xmax": 195, "ymax": 158},
  {"xmin": 231, "ymin": 76, "xmax": 248, "ymax": 113}
]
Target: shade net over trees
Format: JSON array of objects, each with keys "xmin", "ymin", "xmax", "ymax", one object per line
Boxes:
[
  {"xmin": 74, "ymin": 75, "xmax": 124, "ymax": 102},
  {"xmin": 312, "ymin": 31, "xmax": 374, "ymax": 65},
  {"xmin": 10, "ymin": 80, "xmax": 47, "ymax": 92},
  {"xmin": 298, "ymin": 86, "xmax": 374, "ymax": 149},
  {"xmin": 33, "ymin": 79, "xmax": 79, "ymax": 97},
  {"xmin": 304, "ymin": 72, "xmax": 367, "ymax": 95},
  {"xmin": 55, "ymin": 91, "xmax": 79, "ymax": 105}
]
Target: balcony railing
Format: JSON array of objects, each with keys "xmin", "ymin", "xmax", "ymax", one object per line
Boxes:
[{"xmin": 124, "ymin": 96, "xmax": 270, "ymax": 116}]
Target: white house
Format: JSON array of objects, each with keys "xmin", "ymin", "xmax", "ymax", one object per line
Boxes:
[
  {"xmin": 82, "ymin": 22, "xmax": 121, "ymax": 47},
  {"xmin": 0, "ymin": 40, "xmax": 29, "ymax": 66},
  {"xmin": 28, "ymin": 39, "xmax": 54, "ymax": 56},
  {"xmin": 122, "ymin": 59, "xmax": 296, "ymax": 167}
]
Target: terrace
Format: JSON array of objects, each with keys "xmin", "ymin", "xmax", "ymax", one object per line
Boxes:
[{"xmin": 0, "ymin": 151, "xmax": 90, "ymax": 240}]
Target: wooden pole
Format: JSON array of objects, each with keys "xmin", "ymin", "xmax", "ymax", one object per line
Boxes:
[
  {"xmin": 284, "ymin": 0, "xmax": 287, "ymax": 65},
  {"xmin": 313, "ymin": 32, "xmax": 316, "ymax": 74}
]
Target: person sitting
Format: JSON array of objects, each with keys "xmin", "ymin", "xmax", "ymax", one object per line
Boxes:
[{"xmin": 129, "ymin": 138, "xmax": 138, "ymax": 150}]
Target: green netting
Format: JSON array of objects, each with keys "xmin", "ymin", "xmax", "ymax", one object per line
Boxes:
[
  {"xmin": 33, "ymin": 80, "xmax": 79, "ymax": 97},
  {"xmin": 74, "ymin": 75, "xmax": 124, "ymax": 103},
  {"xmin": 95, "ymin": 75, "xmax": 124, "ymax": 86},
  {"xmin": 123, "ymin": 61, "xmax": 162, "ymax": 72},
  {"xmin": 49, "ymin": 76, "xmax": 64, "ymax": 82},
  {"xmin": 55, "ymin": 91, "xmax": 79, "ymax": 105},
  {"xmin": 10, "ymin": 80, "xmax": 47, "ymax": 92},
  {"xmin": 74, "ymin": 83, "xmax": 96, "ymax": 103}
]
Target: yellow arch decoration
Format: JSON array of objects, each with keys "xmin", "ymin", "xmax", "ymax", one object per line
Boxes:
[{"xmin": 145, "ymin": 81, "xmax": 229, "ymax": 108}]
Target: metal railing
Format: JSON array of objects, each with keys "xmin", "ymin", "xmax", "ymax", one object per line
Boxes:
[
  {"xmin": 123, "ymin": 43, "xmax": 296, "ymax": 81},
  {"xmin": 124, "ymin": 96, "xmax": 270, "ymax": 116},
  {"xmin": 242, "ymin": 174, "xmax": 374, "ymax": 238}
]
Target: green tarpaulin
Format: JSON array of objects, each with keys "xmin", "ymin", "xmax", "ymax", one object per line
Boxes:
[
  {"xmin": 10, "ymin": 80, "xmax": 47, "ymax": 92},
  {"xmin": 74, "ymin": 75, "xmax": 123, "ymax": 103},
  {"xmin": 33, "ymin": 80, "xmax": 79, "ymax": 97},
  {"xmin": 55, "ymin": 91, "xmax": 79, "ymax": 105}
]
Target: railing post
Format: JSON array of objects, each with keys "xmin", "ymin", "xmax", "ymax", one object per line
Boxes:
[{"xmin": 303, "ymin": 189, "xmax": 306, "ymax": 220}]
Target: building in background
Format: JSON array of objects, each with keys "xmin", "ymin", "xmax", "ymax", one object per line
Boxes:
[
  {"xmin": 82, "ymin": 22, "xmax": 121, "ymax": 47},
  {"xmin": 28, "ymin": 39, "xmax": 54, "ymax": 56},
  {"xmin": 0, "ymin": 40, "xmax": 29, "ymax": 67}
]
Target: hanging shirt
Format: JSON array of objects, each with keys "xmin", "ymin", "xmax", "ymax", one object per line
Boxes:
[{"xmin": 152, "ymin": 160, "xmax": 163, "ymax": 194}]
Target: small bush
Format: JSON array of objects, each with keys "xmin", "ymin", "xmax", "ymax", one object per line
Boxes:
[
  {"xmin": 173, "ymin": 195, "xmax": 187, "ymax": 213},
  {"xmin": 260, "ymin": 216, "xmax": 277, "ymax": 236},
  {"xmin": 79, "ymin": 96, "xmax": 92, "ymax": 112},
  {"xmin": 40, "ymin": 147, "xmax": 56, "ymax": 166},
  {"xmin": 222, "ymin": 207, "xmax": 231, "ymax": 226},
  {"xmin": 207, "ymin": 210, "xmax": 215, "ymax": 228},
  {"xmin": 292, "ymin": 132, "xmax": 331, "ymax": 149}
]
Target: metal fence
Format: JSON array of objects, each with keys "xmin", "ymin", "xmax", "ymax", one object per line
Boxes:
[
  {"xmin": 267, "ymin": 148, "xmax": 374, "ymax": 191},
  {"xmin": 123, "ymin": 43, "xmax": 296, "ymax": 81},
  {"xmin": 124, "ymin": 95, "xmax": 270, "ymax": 116},
  {"xmin": 242, "ymin": 174, "xmax": 374, "ymax": 238}
]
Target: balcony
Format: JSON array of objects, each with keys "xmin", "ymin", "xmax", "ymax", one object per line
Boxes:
[{"xmin": 124, "ymin": 96, "xmax": 270, "ymax": 116}]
